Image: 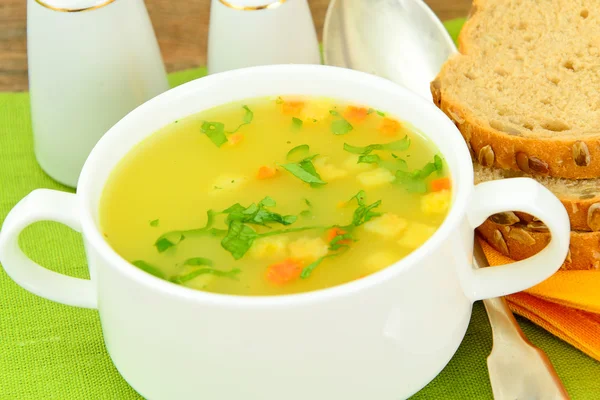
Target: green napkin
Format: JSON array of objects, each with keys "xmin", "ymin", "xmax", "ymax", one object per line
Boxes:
[{"xmin": 1, "ymin": 18, "xmax": 598, "ymax": 400}]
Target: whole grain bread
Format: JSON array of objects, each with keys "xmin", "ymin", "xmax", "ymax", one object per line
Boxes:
[
  {"xmin": 473, "ymin": 163, "xmax": 600, "ymax": 232},
  {"xmin": 478, "ymin": 218, "xmax": 600, "ymax": 271},
  {"xmin": 432, "ymin": 0, "xmax": 600, "ymax": 179}
]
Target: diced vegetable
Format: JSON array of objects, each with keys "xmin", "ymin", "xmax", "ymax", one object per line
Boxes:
[
  {"xmin": 228, "ymin": 133, "xmax": 244, "ymax": 146},
  {"xmin": 249, "ymin": 236, "xmax": 290, "ymax": 260},
  {"xmin": 282, "ymin": 100, "xmax": 304, "ymax": 116},
  {"xmin": 300, "ymin": 100, "xmax": 333, "ymax": 122},
  {"xmin": 397, "ymin": 222, "xmax": 437, "ymax": 249},
  {"xmin": 313, "ymin": 156, "xmax": 348, "ymax": 181},
  {"xmin": 421, "ymin": 190, "xmax": 451, "ymax": 215},
  {"xmin": 430, "ymin": 177, "xmax": 451, "ymax": 192},
  {"xmin": 289, "ymin": 237, "xmax": 329, "ymax": 261},
  {"xmin": 266, "ymin": 258, "xmax": 304, "ymax": 285},
  {"xmin": 379, "ymin": 117, "xmax": 402, "ymax": 137},
  {"xmin": 344, "ymin": 106, "xmax": 369, "ymax": 124},
  {"xmin": 357, "ymin": 167, "xmax": 395, "ymax": 187},
  {"xmin": 363, "ymin": 213, "xmax": 408, "ymax": 238},
  {"xmin": 326, "ymin": 227, "xmax": 348, "ymax": 242},
  {"xmin": 257, "ymin": 166, "xmax": 278, "ymax": 180}
]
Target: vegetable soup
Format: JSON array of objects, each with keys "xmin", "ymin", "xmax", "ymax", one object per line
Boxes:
[{"xmin": 100, "ymin": 96, "xmax": 452, "ymax": 296}]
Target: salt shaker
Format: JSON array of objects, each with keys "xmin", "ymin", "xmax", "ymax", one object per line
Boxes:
[
  {"xmin": 207, "ymin": 0, "xmax": 321, "ymax": 74},
  {"xmin": 28, "ymin": 0, "xmax": 170, "ymax": 187}
]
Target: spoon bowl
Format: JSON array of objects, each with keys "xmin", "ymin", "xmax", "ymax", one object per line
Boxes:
[{"xmin": 323, "ymin": 0, "xmax": 457, "ymax": 101}]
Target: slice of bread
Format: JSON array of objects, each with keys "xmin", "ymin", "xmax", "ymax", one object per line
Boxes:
[
  {"xmin": 473, "ymin": 163, "xmax": 600, "ymax": 232},
  {"xmin": 478, "ymin": 218, "xmax": 599, "ymax": 271},
  {"xmin": 432, "ymin": 0, "xmax": 600, "ymax": 179}
]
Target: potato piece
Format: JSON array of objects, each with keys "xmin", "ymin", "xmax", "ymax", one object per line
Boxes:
[
  {"xmin": 300, "ymin": 99, "xmax": 334, "ymax": 123},
  {"xmin": 314, "ymin": 156, "xmax": 348, "ymax": 181},
  {"xmin": 289, "ymin": 237, "xmax": 329, "ymax": 261},
  {"xmin": 249, "ymin": 236, "xmax": 289, "ymax": 260},
  {"xmin": 343, "ymin": 155, "xmax": 375, "ymax": 172},
  {"xmin": 363, "ymin": 213, "xmax": 408, "ymax": 238},
  {"xmin": 210, "ymin": 175, "xmax": 247, "ymax": 195},
  {"xmin": 365, "ymin": 252, "xmax": 400, "ymax": 273},
  {"xmin": 356, "ymin": 167, "xmax": 395, "ymax": 187},
  {"xmin": 421, "ymin": 190, "xmax": 451, "ymax": 215},
  {"xmin": 397, "ymin": 222, "xmax": 437, "ymax": 250}
]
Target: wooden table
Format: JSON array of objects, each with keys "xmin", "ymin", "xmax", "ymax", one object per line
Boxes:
[{"xmin": 0, "ymin": 0, "xmax": 471, "ymax": 92}]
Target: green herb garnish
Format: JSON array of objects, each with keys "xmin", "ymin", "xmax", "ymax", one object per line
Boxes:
[
  {"xmin": 331, "ymin": 119, "xmax": 353, "ymax": 135},
  {"xmin": 149, "ymin": 219, "xmax": 159, "ymax": 227},
  {"xmin": 304, "ymin": 198, "xmax": 312, "ymax": 207},
  {"xmin": 201, "ymin": 121, "xmax": 228, "ymax": 147},
  {"xmin": 227, "ymin": 105, "xmax": 253, "ymax": 134},
  {"xmin": 286, "ymin": 144, "xmax": 310, "ymax": 161},
  {"xmin": 343, "ymin": 137, "xmax": 411, "ymax": 155},
  {"xmin": 172, "ymin": 268, "xmax": 241, "ymax": 284},
  {"xmin": 394, "ymin": 154, "xmax": 444, "ymax": 193},
  {"xmin": 183, "ymin": 257, "xmax": 214, "ymax": 267},
  {"xmin": 221, "ymin": 221, "xmax": 259, "ymax": 260},
  {"xmin": 357, "ymin": 154, "xmax": 381, "ymax": 164},
  {"xmin": 291, "ymin": 117, "xmax": 303, "ymax": 132},
  {"xmin": 154, "ymin": 210, "xmax": 221, "ymax": 253},
  {"xmin": 348, "ymin": 190, "xmax": 382, "ymax": 226},
  {"xmin": 281, "ymin": 155, "xmax": 326, "ymax": 187},
  {"xmin": 329, "ymin": 232, "xmax": 355, "ymax": 251},
  {"xmin": 132, "ymin": 260, "xmax": 166, "ymax": 279},
  {"xmin": 376, "ymin": 110, "xmax": 386, "ymax": 117},
  {"xmin": 300, "ymin": 254, "xmax": 338, "ymax": 279}
]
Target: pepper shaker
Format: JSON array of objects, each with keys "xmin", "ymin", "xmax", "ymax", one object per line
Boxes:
[{"xmin": 28, "ymin": 0, "xmax": 170, "ymax": 187}]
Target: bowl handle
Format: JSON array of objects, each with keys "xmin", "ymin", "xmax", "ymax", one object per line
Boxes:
[
  {"xmin": 463, "ymin": 178, "xmax": 570, "ymax": 302},
  {"xmin": 0, "ymin": 189, "xmax": 97, "ymax": 308}
]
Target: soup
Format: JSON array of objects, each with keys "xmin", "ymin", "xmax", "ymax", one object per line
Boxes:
[{"xmin": 100, "ymin": 96, "xmax": 452, "ymax": 296}]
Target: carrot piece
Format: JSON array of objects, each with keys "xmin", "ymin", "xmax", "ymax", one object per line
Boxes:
[
  {"xmin": 282, "ymin": 101, "xmax": 305, "ymax": 116},
  {"xmin": 257, "ymin": 166, "xmax": 278, "ymax": 180},
  {"xmin": 326, "ymin": 227, "xmax": 352, "ymax": 245},
  {"xmin": 344, "ymin": 106, "xmax": 369, "ymax": 124},
  {"xmin": 430, "ymin": 177, "xmax": 451, "ymax": 192},
  {"xmin": 228, "ymin": 133, "xmax": 244, "ymax": 146},
  {"xmin": 379, "ymin": 117, "xmax": 402, "ymax": 137},
  {"xmin": 266, "ymin": 258, "xmax": 304, "ymax": 285}
]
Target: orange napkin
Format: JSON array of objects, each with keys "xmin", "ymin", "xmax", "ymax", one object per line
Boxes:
[{"xmin": 479, "ymin": 238, "xmax": 600, "ymax": 361}]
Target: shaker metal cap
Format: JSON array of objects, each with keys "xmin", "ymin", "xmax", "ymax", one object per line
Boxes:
[{"xmin": 34, "ymin": 0, "xmax": 116, "ymax": 12}]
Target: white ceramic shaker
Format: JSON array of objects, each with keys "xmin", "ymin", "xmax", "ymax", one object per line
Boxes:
[
  {"xmin": 28, "ymin": 0, "xmax": 170, "ymax": 187},
  {"xmin": 207, "ymin": 0, "xmax": 321, "ymax": 74}
]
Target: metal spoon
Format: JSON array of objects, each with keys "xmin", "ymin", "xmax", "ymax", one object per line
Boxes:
[
  {"xmin": 323, "ymin": 1, "xmax": 569, "ymax": 398},
  {"xmin": 323, "ymin": 0, "xmax": 456, "ymax": 101}
]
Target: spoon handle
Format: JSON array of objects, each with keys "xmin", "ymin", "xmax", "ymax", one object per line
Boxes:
[{"xmin": 473, "ymin": 239, "xmax": 570, "ymax": 400}]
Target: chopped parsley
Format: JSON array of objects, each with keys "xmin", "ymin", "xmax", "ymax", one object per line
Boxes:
[
  {"xmin": 348, "ymin": 190, "xmax": 382, "ymax": 226},
  {"xmin": 227, "ymin": 105, "xmax": 254, "ymax": 134},
  {"xmin": 300, "ymin": 254, "xmax": 339, "ymax": 279},
  {"xmin": 394, "ymin": 154, "xmax": 444, "ymax": 193},
  {"xmin": 343, "ymin": 137, "xmax": 411, "ymax": 155},
  {"xmin": 171, "ymin": 268, "xmax": 241, "ymax": 284},
  {"xmin": 201, "ymin": 121, "xmax": 228, "ymax": 147},
  {"xmin": 329, "ymin": 109, "xmax": 353, "ymax": 135},
  {"xmin": 132, "ymin": 260, "xmax": 166, "ymax": 279},
  {"xmin": 183, "ymin": 257, "xmax": 214, "ymax": 267},
  {"xmin": 291, "ymin": 117, "xmax": 303, "ymax": 132},
  {"xmin": 149, "ymin": 219, "xmax": 159, "ymax": 227},
  {"xmin": 286, "ymin": 144, "xmax": 310, "ymax": 161},
  {"xmin": 280, "ymin": 155, "xmax": 326, "ymax": 187},
  {"xmin": 357, "ymin": 154, "xmax": 381, "ymax": 164}
]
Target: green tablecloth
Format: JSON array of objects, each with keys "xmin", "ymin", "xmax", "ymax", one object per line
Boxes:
[{"xmin": 1, "ymin": 19, "xmax": 599, "ymax": 399}]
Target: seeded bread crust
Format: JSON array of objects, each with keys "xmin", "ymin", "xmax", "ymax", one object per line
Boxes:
[
  {"xmin": 432, "ymin": 0, "xmax": 600, "ymax": 179},
  {"xmin": 477, "ymin": 219, "xmax": 600, "ymax": 271},
  {"xmin": 473, "ymin": 163, "xmax": 600, "ymax": 232}
]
